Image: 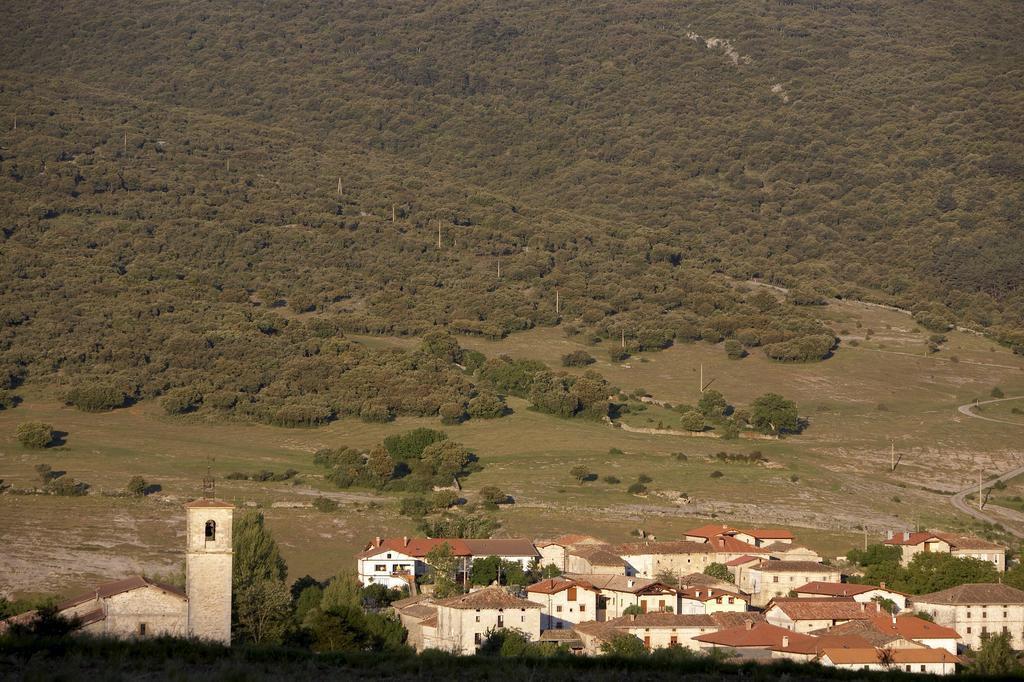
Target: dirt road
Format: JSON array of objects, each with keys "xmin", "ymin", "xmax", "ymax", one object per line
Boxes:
[{"xmin": 957, "ymin": 396, "xmax": 1024, "ymax": 426}]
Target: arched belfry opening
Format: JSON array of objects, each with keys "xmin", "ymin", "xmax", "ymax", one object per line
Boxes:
[{"xmin": 205, "ymin": 520, "xmax": 216, "ymax": 541}]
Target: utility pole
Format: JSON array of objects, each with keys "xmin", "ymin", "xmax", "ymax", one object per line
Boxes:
[
  {"xmin": 620, "ymin": 330, "xmax": 625, "ymax": 349},
  {"xmin": 437, "ymin": 220, "xmax": 442, "ymax": 248},
  {"xmin": 12, "ymin": 114, "xmax": 16, "ymax": 131},
  {"xmin": 863, "ymin": 526, "xmax": 868, "ymax": 551},
  {"xmin": 497, "ymin": 259, "xmax": 501, "ymax": 279},
  {"xmin": 891, "ymin": 440, "xmax": 896, "ymax": 472},
  {"xmin": 700, "ymin": 364, "xmax": 704, "ymax": 393},
  {"xmin": 979, "ymin": 470, "xmax": 983, "ymax": 510},
  {"xmin": 555, "ymin": 290, "xmax": 560, "ymax": 315},
  {"xmin": 391, "ymin": 204, "xmax": 396, "ymax": 222},
  {"xmin": 337, "ymin": 177, "xmax": 343, "ymax": 197},
  {"xmin": 123, "ymin": 130, "xmax": 127, "ymax": 156}
]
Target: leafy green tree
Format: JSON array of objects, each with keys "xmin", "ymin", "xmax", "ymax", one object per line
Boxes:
[
  {"xmin": 425, "ymin": 543, "xmax": 461, "ymax": 598},
  {"xmin": 64, "ymin": 384, "xmax": 126, "ymax": 412},
  {"xmin": 479, "ymin": 486, "xmax": 508, "ymax": 505},
  {"xmin": 235, "ymin": 578, "xmax": 293, "ymax": 644},
  {"xmin": 570, "ymin": 465, "xmax": 592, "ymax": 483},
  {"xmin": 750, "ymin": 393, "xmax": 800, "ymax": 434},
  {"xmin": 724, "ymin": 339, "xmax": 746, "ymax": 359},
  {"xmin": 679, "ymin": 410, "xmax": 705, "ymax": 431},
  {"xmin": 968, "ymin": 632, "xmax": 1022, "ymax": 676},
  {"xmin": 703, "ymin": 562, "xmax": 734, "ymax": 583},
  {"xmin": 601, "ymin": 633, "xmax": 648, "ymax": 657},
  {"xmin": 846, "ymin": 543, "xmax": 902, "ymax": 567},
  {"xmin": 16, "ymin": 422, "xmax": 53, "ymax": 449},
  {"xmin": 294, "ymin": 584, "xmax": 323, "ymax": 623},
  {"xmin": 697, "ymin": 390, "xmax": 728, "ymax": 419},
  {"xmin": 561, "ymin": 350, "xmax": 595, "ymax": 367},
  {"xmin": 365, "ymin": 445, "xmax": 395, "ymax": 484},
  {"xmin": 233, "ymin": 511, "xmax": 287, "ymax": 591},
  {"xmin": 383, "ymin": 428, "xmax": 448, "ymax": 460},
  {"xmin": 431, "ymin": 489, "xmax": 458, "ymax": 510},
  {"xmin": 467, "ymin": 391, "xmax": 506, "ymax": 419}
]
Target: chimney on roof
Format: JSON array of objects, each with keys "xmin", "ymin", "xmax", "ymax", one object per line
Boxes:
[
  {"xmin": 782, "ymin": 635, "xmax": 789, "ymax": 648},
  {"xmin": 375, "ymin": 536, "xmax": 382, "ymax": 547},
  {"xmin": 627, "ymin": 579, "xmax": 635, "ymax": 588},
  {"xmin": 630, "ymin": 614, "xmax": 636, "ymax": 622},
  {"xmin": 886, "ymin": 529, "xmax": 894, "ymax": 541},
  {"xmin": 880, "ymin": 582, "xmax": 886, "ymax": 589},
  {"xmin": 745, "ymin": 619, "xmax": 754, "ymax": 631},
  {"xmin": 860, "ymin": 602, "xmax": 865, "ymax": 612},
  {"xmin": 903, "ymin": 531, "xmax": 911, "ymax": 542},
  {"xmin": 891, "ymin": 614, "xmax": 897, "ymax": 625},
  {"xmin": 403, "ymin": 536, "xmax": 409, "ymax": 547}
]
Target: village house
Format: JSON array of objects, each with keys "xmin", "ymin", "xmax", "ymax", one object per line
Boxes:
[
  {"xmin": 391, "ymin": 595, "xmax": 438, "ymax": 652},
  {"xmin": 683, "ymin": 524, "xmax": 794, "ymax": 548},
  {"xmin": 565, "ymin": 545, "xmax": 629, "ymax": 575},
  {"xmin": 911, "ymin": 583, "xmax": 1024, "ymax": 651},
  {"xmin": 535, "ymin": 534, "xmax": 605, "ymax": 573},
  {"xmin": 884, "ymin": 531, "xmax": 1006, "ymax": 571},
  {"xmin": 794, "ymin": 581, "xmax": 909, "ymax": 612},
  {"xmin": 740, "ymin": 560, "xmax": 842, "ymax": 606},
  {"xmin": 612, "ymin": 541, "xmax": 715, "ymax": 577},
  {"xmin": 764, "ymin": 597, "xmax": 886, "ymax": 633},
  {"xmin": 604, "ymin": 612, "xmax": 719, "ymax": 651},
  {"xmin": 762, "ymin": 543, "xmax": 822, "ymax": 563},
  {"xmin": 426, "ymin": 586, "xmax": 541, "ymax": 654},
  {"xmin": 693, "ymin": 619, "xmax": 815, "ymax": 662},
  {"xmin": 816, "ymin": 647, "xmax": 960, "ymax": 675},
  {"xmin": 525, "ymin": 578, "xmax": 600, "ymax": 630},
  {"xmin": 564, "ymin": 574, "xmax": 678, "ymax": 620},
  {"xmin": 677, "ymin": 585, "xmax": 748, "ymax": 615},
  {"xmin": 54, "ymin": 576, "xmax": 188, "ymax": 639},
  {"xmin": 864, "ymin": 614, "xmax": 961, "ymax": 655},
  {"xmin": 355, "ymin": 537, "xmax": 539, "ymax": 590}
]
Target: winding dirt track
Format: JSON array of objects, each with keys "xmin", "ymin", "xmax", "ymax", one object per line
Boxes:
[{"xmin": 950, "ymin": 397, "xmax": 1024, "ymax": 537}]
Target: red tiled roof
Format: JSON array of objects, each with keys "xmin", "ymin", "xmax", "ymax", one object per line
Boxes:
[
  {"xmin": 795, "ymin": 582, "xmax": 908, "ymax": 598},
  {"xmin": 775, "ymin": 633, "xmax": 875, "ymax": 655},
  {"xmin": 564, "ymin": 574, "xmax": 675, "ymax": 595},
  {"xmin": 753, "ymin": 560, "xmax": 836, "ymax": 573},
  {"xmin": 567, "ymin": 545, "xmax": 627, "ymax": 567},
  {"xmin": 913, "ymin": 583, "xmax": 1024, "ymax": 605},
  {"xmin": 679, "ymin": 586, "xmax": 747, "ymax": 603},
  {"xmin": 885, "ymin": 531, "xmax": 1002, "ymax": 551},
  {"xmin": 435, "ymin": 586, "xmax": 541, "ymax": 610},
  {"xmin": 711, "ymin": 612, "xmax": 766, "ymax": 628},
  {"xmin": 613, "ymin": 541, "xmax": 713, "ymax": 555},
  {"xmin": 868, "ymin": 614, "xmax": 961, "ymax": 640},
  {"xmin": 820, "ymin": 647, "xmax": 960, "ymax": 665},
  {"xmin": 684, "ymin": 523, "xmax": 735, "ymax": 539},
  {"xmin": 736, "ymin": 528, "xmax": 795, "ymax": 540},
  {"xmin": 58, "ymin": 576, "xmax": 186, "ymax": 610},
  {"xmin": 708, "ymin": 535, "xmax": 771, "ymax": 554},
  {"xmin": 357, "ymin": 537, "xmax": 471, "ymax": 559},
  {"xmin": 767, "ymin": 597, "xmax": 883, "ymax": 621},
  {"xmin": 607, "ymin": 613, "xmax": 716, "ymax": 628},
  {"xmin": 526, "ymin": 578, "xmax": 597, "ymax": 595},
  {"xmin": 694, "ymin": 621, "xmax": 817, "ymax": 649},
  {"xmin": 461, "ymin": 538, "xmax": 539, "ymax": 558},
  {"xmin": 726, "ymin": 554, "xmax": 762, "ymax": 566}
]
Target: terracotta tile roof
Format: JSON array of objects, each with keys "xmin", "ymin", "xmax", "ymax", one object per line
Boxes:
[
  {"xmin": 885, "ymin": 531, "xmax": 1002, "ymax": 551},
  {"xmin": 539, "ymin": 629, "xmax": 583, "ymax": 644},
  {"xmin": 678, "ymin": 586, "xmax": 747, "ymax": 603},
  {"xmin": 683, "ymin": 523, "xmax": 736, "ymax": 539},
  {"xmin": 356, "ymin": 537, "xmax": 471, "ymax": 559},
  {"xmin": 726, "ymin": 554, "xmax": 762, "ymax": 566},
  {"xmin": 566, "ymin": 546, "xmax": 627, "ymax": 567},
  {"xmin": 809, "ymin": 620, "xmax": 901, "ymax": 647},
  {"xmin": 868, "ymin": 614, "xmax": 960, "ymax": 641},
  {"xmin": 572, "ymin": 620, "xmax": 619, "ymax": 642},
  {"xmin": 795, "ymin": 581, "xmax": 907, "ymax": 598},
  {"xmin": 398, "ymin": 604, "xmax": 438, "ymax": 620},
  {"xmin": 694, "ymin": 621, "xmax": 817, "ymax": 649},
  {"xmin": 775, "ymin": 633, "xmax": 875, "ymax": 655},
  {"xmin": 391, "ymin": 594, "xmax": 431, "ymax": 609},
  {"xmin": 434, "ymin": 586, "xmax": 541, "ymax": 610},
  {"xmin": 183, "ymin": 498, "xmax": 233, "ymax": 508},
  {"xmin": 707, "ymin": 535, "xmax": 770, "ymax": 554},
  {"xmin": 607, "ymin": 613, "xmax": 717, "ymax": 628},
  {"xmin": 58, "ymin": 575, "xmax": 186, "ymax": 610},
  {"xmin": 913, "ymin": 583, "xmax": 1024, "ymax": 605},
  {"xmin": 711, "ymin": 612, "xmax": 765, "ymax": 628},
  {"xmin": 753, "ymin": 560, "xmax": 836, "ymax": 573},
  {"xmin": 461, "ymin": 538, "xmax": 539, "ymax": 557},
  {"xmin": 820, "ymin": 646, "xmax": 960, "ymax": 665},
  {"xmin": 767, "ymin": 597, "xmax": 883, "ymax": 621},
  {"xmin": 419, "ymin": 614, "xmax": 438, "ymax": 628},
  {"xmin": 563, "ymin": 574, "xmax": 675, "ymax": 594},
  {"xmin": 526, "ymin": 578, "xmax": 597, "ymax": 595},
  {"xmin": 77, "ymin": 607, "xmax": 106, "ymax": 627},
  {"xmin": 613, "ymin": 541, "xmax": 713, "ymax": 555}
]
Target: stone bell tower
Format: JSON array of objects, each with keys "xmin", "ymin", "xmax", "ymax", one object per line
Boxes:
[{"xmin": 185, "ymin": 499, "xmax": 233, "ymax": 644}]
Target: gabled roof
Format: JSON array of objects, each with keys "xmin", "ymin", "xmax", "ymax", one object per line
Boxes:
[
  {"xmin": 613, "ymin": 541, "xmax": 713, "ymax": 556},
  {"xmin": 707, "ymin": 535, "xmax": 771, "ymax": 554},
  {"xmin": 868, "ymin": 614, "xmax": 960, "ymax": 641},
  {"xmin": 461, "ymin": 538, "xmax": 539, "ymax": 558},
  {"xmin": 526, "ymin": 578, "xmax": 598, "ymax": 595},
  {"xmin": 563, "ymin": 574, "xmax": 675, "ymax": 594},
  {"xmin": 885, "ymin": 531, "xmax": 1002, "ymax": 551},
  {"xmin": 679, "ymin": 586, "xmax": 747, "ymax": 603},
  {"xmin": 820, "ymin": 646, "xmax": 960, "ymax": 665},
  {"xmin": 913, "ymin": 583, "xmax": 1024, "ymax": 605},
  {"xmin": 809, "ymin": 619, "xmax": 903, "ymax": 647},
  {"xmin": 795, "ymin": 581, "xmax": 908, "ymax": 598},
  {"xmin": 735, "ymin": 528, "xmax": 795, "ymax": 541},
  {"xmin": 566, "ymin": 545, "xmax": 627, "ymax": 567},
  {"xmin": 357, "ymin": 537, "xmax": 469, "ymax": 559},
  {"xmin": 694, "ymin": 620, "xmax": 816, "ymax": 649},
  {"xmin": 684, "ymin": 523, "xmax": 736, "ymax": 539},
  {"xmin": 58, "ymin": 575, "xmax": 186, "ymax": 610},
  {"xmin": 726, "ymin": 554, "xmax": 763, "ymax": 567},
  {"xmin": 536, "ymin": 534, "xmax": 605, "ymax": 548},
  {"xmin": 434, "ymin": 586, "xmax": 541, "ymax": 611},
  {"xmin": 711, "ymin": 612, "xmax": 766, "ymax": 628},
  {"xmin": 572, "ymin": 619, "xmax": 619, "ymax": 643},
  {"xmin": 683, "ymin": 524, "xmax": 794, "ymax": 542},
  {"xmin": 766, "ymin": 597, "xmax": 883, "ymax": 621},
  {"xmin": 775, "ymin": 633, "xmax": 875, "ymax": 655},
  {"xmin": 752, "ymin": 560, "xmax": 836, "ymax": 573},
  {"xmin": 539, "ymin": 629, "xmax": 583, "ymax": 644},
  {"xmin": 607, "ymin": 613, "xmax": 717, "ymax": 628}
]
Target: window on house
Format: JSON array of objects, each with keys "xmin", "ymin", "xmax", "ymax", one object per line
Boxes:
[
  {"xmin": 982, "ymin": 627, "xmax": 988, "ymax": 635},
  {"xmin": 138, "ymin": 623, "xmax": 147, "ymax": 636},
  {"xmin": 580, "ymin": 604, "xmax": 586, "ymax": 612},
  {"xmin": 474, "ymin": 633, "xmax": 482, "ymax": 645},
  {"xmin": 983, "ymin": 612, "xmax": 988, "ymax": 618},
  {"xmin": 374, "ymin": 564, "xmax": 387, "ymax": 572},
  {"xmin": 386, "ymin": 553, "xmax": 392, "ymax": 559},
  {"xmin": 475, "ymin": 616, "xmax": 480, "ymax": 623},
  {"xmin": 773, "ymin": 576, "xmax": 779, "ymax": 583},
  {"xmin": 670, "ymin": 635, "xmax": 678, "ymax": 644},
  {"xmin": 920, "ymin": 666, "xmax": 926, "ymax": 673},
  {"xmin": 967, "ymin": 627, "xmax": 972, "ymax": 634},
  {"xmin": 205, "ymin": 521, "xmax": 216, "ymax": 541},
  {"xmin": 905, "ymin": 665, "xmax": 911, "ymax": 672},
  {"xmin": 567, "ymin": 587, "xmax": 577, "ymax": 601},
  {"xmin": 556, "ymin": 605, "xmax": 563, "ymax": 613},
  {"xmin": 728, "ymin": 597, "xmax": 735, "ymax": 604}
]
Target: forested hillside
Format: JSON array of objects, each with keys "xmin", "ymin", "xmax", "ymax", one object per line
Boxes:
[{"xmin": 1, "ymin": 0, "xmax": 1022, "ymax": 419}]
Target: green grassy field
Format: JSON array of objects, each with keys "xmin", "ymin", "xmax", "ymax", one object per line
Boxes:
[{"xmin": 2, "ymin": 298, "xmax": 1022, "ymax": 598}]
